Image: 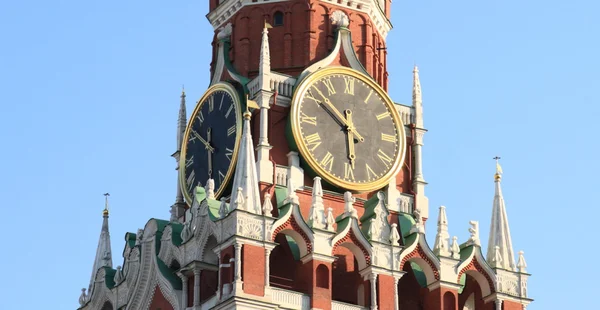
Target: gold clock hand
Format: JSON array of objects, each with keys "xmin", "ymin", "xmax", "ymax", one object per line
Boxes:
[
  {"xmin": 312, "ymin": 87, "xmax": 365, "ymax": 142},
  {"xmin": 345, "ymin": 110, "xmax": 356, "ymax": 168},
  {"xmin": 207, "ymin": 127, "xmax": 213, "ymax": 177},
  {"xmin": 191, "ymin": 130, "xmax": 215, "ymax": 153}
]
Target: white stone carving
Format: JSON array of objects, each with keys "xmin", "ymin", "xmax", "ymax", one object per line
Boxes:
[
  {"xmin": 262, "ymin": 192, "xmax": 274, "ymax": 216},
  {"xmin": 216, "ymin": 22, "xmax": 232, "ymax": 40},
  {"xmin": 468, "ymin": 221, "xmax": 480, "ymax": 246},
  {"xmin": 390, "ymin": 223, "xmax": 400, "ymax": 246},
  {"xmin": 517, "ymin": 251, "xmax": 527, "ymax": 273},
  {"xmin": 326, "ymin": 207, "xmax": 336, "ymax": 232},
  {"xmin": 410, "ymin": 207, "xmax": 424, "ymax": 234},
  {"xmin": 451, "ymin": 236, "xmax": 460, "ymax": 259},
  {"xmin": 206, "ymin": 178, "xmax": 215, "ymax": 199},
  {"xmin": 308, "ymin": 177, "xmax": 326, "ymax": 229},
  {"xmin": 330, "ymin": 10, "xmax": 350, "ymax": 28},
  {"xmin": 79, "ymin": 288, "xmax": 88, "ymax": 306},
  {"xmin": 343, "ymin": 192, "xmax": 358, "ymax": 219},
  {"xmin": 219, "ymin": 198, "xmax": 229, "ymax": 219},
  {"xmin": 114, "ymin": 266, "xmax": 124, "ymax": 284},
  {"xmin": 233, "ymin": 187, "xmax": 245, "ymax": 211},
  {"xmin": 285, "ymin": 178, "xmax": 300, "ymax": 205}
]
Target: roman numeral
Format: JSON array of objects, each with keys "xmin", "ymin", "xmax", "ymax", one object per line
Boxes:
[
  {"xmin": 377, "ymin": 149, "xmax": 393, "ymax": 166},
  {"xmin": 320, "ymin": 152, "xmax": 334, "ymax": 171},
  {"xmin": 196, "ymin": 111, "xmax": 205, "ymax": 124},
  {"xmin": 305, "ymin": 89, "xmax": 320, "ymax": 103},
  {"xmin": 301, "ymin": 112, "xmax": 317, "ymax": 126},
  {"xmin": 365, "ymin": 163, "xmax": 377, "ymax": 181},
  {"xmin": 304, "ymin": 132, "xmax": 322, "ymax": 152},
  {"xmin": 186, "ymin": 171, "xmax": 196, "ymax": 191},
  {"xmin": 227, "ymin": 125, "xmax": 236, "ymax": 136},
  {"xmin": 208, "ymin": 96, "xmax": 214, "ymax": 112},
  {"xmin": 376, "ymin": 112, "xmax": 390, "ymax": 120},
  {"xmin": 344, "ymin": 77, "xmax": 355, "ymax": 95},
  {"xmin": 364, "ymin": 89, "xmax": 373, "ymax": 104},
  {"xmin": 225, "ymin": 147, "xmax": 233, "ymax": 161},
  {"xmin": 344, "ymin": 162, "xmax": 355, "ymax": 181},
  {"xmin": 381, "ymin": 133, "xmax": 396, "ymax": 143},
  {"xmin": 185, "ymin": 156, "xmax": 194, "ymax": 168},
  {"xmin": 322, "ymin": 78, "xmax": 336, "ymax": 96},
  {"xmin": 219, "ymin": 93, "xmax": 225, "ymax": 110},
  {"xmin": 225, "ymin": 104, "xmax": 234, "ymax": 118},
  {"xmin": 218, "ymin": 170, "xmax": 225, "ymax": 183}
]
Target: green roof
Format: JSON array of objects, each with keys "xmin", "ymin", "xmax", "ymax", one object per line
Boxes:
[{"xmin": 410, "ymin": 262, "xmax": 427, "ymax": 288}]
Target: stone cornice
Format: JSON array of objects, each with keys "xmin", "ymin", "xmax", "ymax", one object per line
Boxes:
[{"xmin": 206, "ymin": 0, "xmax": 392, "ymax": 39}]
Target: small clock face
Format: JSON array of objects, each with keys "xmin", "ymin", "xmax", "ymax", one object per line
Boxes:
[
  {"xmin": 290, "ymin": 67, "xmax": 406, "ymax": 192},
  {"xmin": 180, "ymin": 83, "xmax": 242, "ymax": 201}
]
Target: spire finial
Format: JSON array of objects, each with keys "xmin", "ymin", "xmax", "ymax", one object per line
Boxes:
[
  {"xmin": 494, "ymin": 156, "xmax": 503, "ymax": 180},
  {"xmin": 103, "ymin": 193, "xmax": 110, "ymax": 216},
  {"xmin": 181, "ymin": 84, "xmax": 185, "ymax": 95}
]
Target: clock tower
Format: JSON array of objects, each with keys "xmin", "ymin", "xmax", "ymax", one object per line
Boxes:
[{"xmin": 78, "ymin": 2, "xmax": 533, "ymax": 310}]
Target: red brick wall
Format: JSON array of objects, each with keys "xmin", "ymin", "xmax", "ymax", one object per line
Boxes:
[
  {"xmin": 377, "ymin": 274, "xmax": 396, "ymax": 309},
  {"xmin": 458, "ymin": 276, "xmax": 495, "ymax": 310},
  {"xmin": 242, "ymin": 244, "xmax": 266, "ymax": 296},
  {"xmin": 148, "ymin": 285, "xmax": 174, "ymax": 310},
  {"xmin": 212, "ymin": 0, "xmax": 388, "ymax": 89},
  {"xmin": 331, "ymin": 246, "xmax": 363, "ymax": 304},
  {"xmin": 502, "ymin": 300, "xmax": 525, "ymax": 310}
]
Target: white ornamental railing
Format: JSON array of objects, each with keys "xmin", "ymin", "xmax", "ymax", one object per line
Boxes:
[
  {"xmin": 395, "ymin": 104, "xmax": 414, "ymax": 125},
  {"xmin": 271, "ymin": 287, "xmax": 310, "ymax": 310},
  {"xmin": 331, "ymin": 300, "xmax": 368, "ymax": 310},
  {"xmin": 275, "ymin": 165, "xmax": 288, "ymax": 186}
]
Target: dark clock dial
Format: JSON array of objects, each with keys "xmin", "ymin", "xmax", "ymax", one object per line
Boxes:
[
  {"xmin": 291, "ymin": 67, "xmax": 405, "ymax": 192},
  {"xmin": 180, "ymin": 83, "xmax": 242, "ymax": 201}
]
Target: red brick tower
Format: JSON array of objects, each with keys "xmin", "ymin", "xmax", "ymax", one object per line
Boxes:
[{"xmin": 78, "ymin": 2, "xmax": 533, "ymax": 310}]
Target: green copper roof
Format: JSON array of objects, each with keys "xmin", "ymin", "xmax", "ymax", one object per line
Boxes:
[
  {"xmin": 102, "ymin": 266, "xmax": 116, "ymax": 289},
  {"xmin": 169, "ymin": 223, "xmax": 183, "ymax": 246},
  {"xmin": 205, "ymin": 199, "xmax": 222, "ymax": 222},
  {"xmin": 156, "ymin": 256, "xmax": 182, "ymax": 290},
  {"xmin": 274, "ymin": 186, "xmax": 288, "ymax": 209},
  {"xmin": 410, "ymin": 262, "xmax": 427, "ymax": 288},
  {"xmin": 286, "ymin": 235, "xmax": 301, "ymax": 261},
  {"xmin": 398, "ymin": 213, "xmax": 416, "ymax": 243}
]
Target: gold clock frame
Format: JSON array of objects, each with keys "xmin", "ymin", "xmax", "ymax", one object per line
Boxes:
[
  {"xmin": 290, "ymin": 66, "xmax": 407, "ymax": 193},
  {"xmin": 179, "ymin": 82, "xmax": 243, "ymax": 203}
]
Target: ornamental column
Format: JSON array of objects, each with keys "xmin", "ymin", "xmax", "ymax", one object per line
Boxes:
[
  {"xmin": 369, "ymin": 273, "xmax": 378, "ymax": 310},
  {"xmin": 193, "ymin": 268, "xmax": 201, "ymax": 307},
  {"xmin": 233, "ymin": 242, "xmax": 243, "ymax": 293},
  {"xmin": 180, "ymin": 274, "xmax": 188, "ymax": 310}
]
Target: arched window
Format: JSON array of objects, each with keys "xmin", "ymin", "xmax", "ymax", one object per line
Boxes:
[
  {"xmin": 273, "ymin": 11, "xmax": 284, "ymax": 26},
  {"xmin": 316, "ymin": 264, "xmax": 329, "ymax": 289}
]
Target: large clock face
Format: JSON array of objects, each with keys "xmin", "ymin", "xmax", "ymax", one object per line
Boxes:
[
  {"xmin": 290, "ymin": 67, "xmax": 406, "ymax": 192},
  {"xmin": 180, "ymin": 83, "xmax": 242, "ymax": 202}
]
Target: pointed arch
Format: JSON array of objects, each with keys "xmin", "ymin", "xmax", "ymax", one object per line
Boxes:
[
  {"xmin": 456, "ymin": 247, "xmax": 496, "ymax": 297},
  {"xmin": 271, "ymin": 204, "xmax": 313, "ymax": 258},
  {"xmin": 398, "ymin": 234, "xmax": 440, "ymax": 285},
  {"xmin": 331, "ymin": 218, "xmax": 371, "ymax": 270}
]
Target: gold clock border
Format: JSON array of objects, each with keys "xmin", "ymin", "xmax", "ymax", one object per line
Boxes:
[
  {"xmin": 179, "ymin": 82, "xmax": 243, "ymax": 204},
  {"xmin": 290, "ymin": 66, "xmax": 407, "ymax": 193}
]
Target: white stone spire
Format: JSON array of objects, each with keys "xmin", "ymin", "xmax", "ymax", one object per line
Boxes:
[
  {"xmin": 412, "ymin": 65, "xmax": 423, "ymax": 128},
  {"xmin": 411, "ymin": 66, "xmax": 429, "ymax": 220},
  {"xmin": 433, "ymin": 206, "xmax": 451, "ymax": 256},
  {"xmin": 486, "ymin": 159, "xmax": 516, "ymax": 271},
  {"xmin": 89, "ymin": 194, "xmax": 113, "ymax": 292},
  {"xmin": 230, "ymin": 110, "xmax": 261, "ymax": 214},
  {"xmin": 517, "ymin": 251, "xmax": 527, "ymax": 273},
  {"xmin": 259, "ymin": 21, "xmax": 272, "ymax": 79},
  {"xmin": 172, "ymin": 88, "xmax": 187, "ymax": 221}
]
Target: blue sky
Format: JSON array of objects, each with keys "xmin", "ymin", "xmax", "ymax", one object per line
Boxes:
[{"xmin": 0, "ymin": 1, "xmax": 596, "ymax": 309}]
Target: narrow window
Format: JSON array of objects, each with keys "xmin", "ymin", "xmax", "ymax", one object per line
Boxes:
[{"xmin": 273, "ymin": 11, "xmax": 284, "ymax": 26}]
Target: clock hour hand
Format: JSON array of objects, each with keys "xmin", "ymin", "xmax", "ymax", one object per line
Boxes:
[
  {"xmin": 207, "ymin": 127, "xmax": 213, "ymax": 177},
  {"xmin": 311, "ymin": 87, "xmax": 365, "ymax": 142},
  {"xmin": 345, "ymin": 110, "xmax": 356, "ymax": 168},
  {"xmin": 191, "ymin": 130, "xmax": 215, "ymax": 153}
]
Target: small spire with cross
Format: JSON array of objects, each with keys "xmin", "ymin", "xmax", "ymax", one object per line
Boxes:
[
  {"xmin": 103, "ymin": 193, "xmax": 110, "ymax": 216},
  {"xmin": 493, "ymin": 156, "xmax": 503, "ymax": 180}
]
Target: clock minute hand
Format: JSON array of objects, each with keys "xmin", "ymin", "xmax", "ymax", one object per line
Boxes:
[
  {"xmin": 207, "ymin": 127, "xmax": 213, "ymax": 177},
  {"xmin": 311, "ymin": 87, "xmax": 365, "ymax": 142},
  {"xmin": 191, "ymin": 130, "xmax": 215, "ymax": 153}
]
